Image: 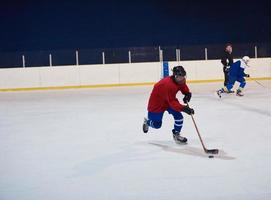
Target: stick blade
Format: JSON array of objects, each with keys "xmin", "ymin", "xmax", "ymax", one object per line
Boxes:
[{"xmin": 206, "ymin": 149, "xmax": 219, "ymax": 154}]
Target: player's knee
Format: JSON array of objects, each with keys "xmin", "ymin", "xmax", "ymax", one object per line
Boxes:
[
  {"xmin": 170, "ymin": 110, "xmax": 183, "ymax": 120},
  {"xmin": 175, "ymin": 112, "xmax": 183, "ymax": 119},
  {"xmin": 151, "ymin": 121, "xmax": 162, "ymax": 129},
  {"xmin": 240, "ymin": 82, "xmax": 246, "ymax": 88},
  {"xmin": 226, "ymin": 84, "xmax": 233, "ymax": 91}
]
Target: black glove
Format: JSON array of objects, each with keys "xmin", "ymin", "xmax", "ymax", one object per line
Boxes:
[
  {"xmin": 183, "ymin": 92, "xmax": 192, "ymax": 103},
  {"xmin": 182, "ymin": 106, "xmax": 194, "ymax": 115},
  {"xmin": 245, "ymin": 74, "xmax": 250, "ymax": 77}
]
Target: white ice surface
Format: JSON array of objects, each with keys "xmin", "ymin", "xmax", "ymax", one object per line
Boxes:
[{"xmin": 0, "ymin": 81, "xmax": 271, "ymax": 200}]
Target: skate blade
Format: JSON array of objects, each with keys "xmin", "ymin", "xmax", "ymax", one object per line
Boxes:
[{"xmin": 174, "ymin": 140, "xmax": 188, "ymax": 145}]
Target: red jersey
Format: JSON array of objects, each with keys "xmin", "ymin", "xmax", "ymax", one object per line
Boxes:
[{"xmin": 147, "ymin": 76, "xmax": 190, "ymax": 112}]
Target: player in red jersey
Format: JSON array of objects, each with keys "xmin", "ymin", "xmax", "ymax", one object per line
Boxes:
[{"xmin": 143, "ymin": 66, "xmax": 194, "ymax": 144}]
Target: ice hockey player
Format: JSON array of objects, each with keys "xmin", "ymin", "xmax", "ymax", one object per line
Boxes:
[
  {"xmin": 221, "ymin": 43, "xmax": 234, "ymax": 87},
  {"xmin": 217, "ymin": 56, "xmax": 250, "ymax": 97},
  {"xmin": 142, "ymin": 66, "xmax": 194, "ymax": 144}
]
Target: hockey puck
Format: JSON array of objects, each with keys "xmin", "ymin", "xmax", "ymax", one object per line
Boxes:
[{"xmin": 208, "ymin": 155, "xmax": 214, "ymax": 158}]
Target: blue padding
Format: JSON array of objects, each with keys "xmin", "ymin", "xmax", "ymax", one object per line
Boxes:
[{"xmin": 163, "ymin": 62, "xmax": 169, "ymax": 77}]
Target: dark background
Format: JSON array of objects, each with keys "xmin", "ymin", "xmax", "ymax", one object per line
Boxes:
[{"xmin": 0, "ymin": 0, "xmax": 270, "ymax": 66}]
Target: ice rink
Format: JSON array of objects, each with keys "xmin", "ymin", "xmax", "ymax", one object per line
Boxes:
[{"xmin": 1, "ymin": 80, "xmax": 271, "ymax": 200}]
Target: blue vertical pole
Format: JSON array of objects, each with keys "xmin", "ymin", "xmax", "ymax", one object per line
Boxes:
[{"xmin": 162, "ymin": 61, "xmax": 169, "ymax": 78}]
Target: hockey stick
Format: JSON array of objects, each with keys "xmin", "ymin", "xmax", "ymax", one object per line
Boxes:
[
  {"xmin": 253, "ymin": 79, "xmax": 268, "ymax": 89},
  {"xmin": 249, "ymin": 77, "xmax": 271, "ymax": 93},
  {"xmin": 187, "ymin": 103, "xmax": 219, "ymax": 154}
]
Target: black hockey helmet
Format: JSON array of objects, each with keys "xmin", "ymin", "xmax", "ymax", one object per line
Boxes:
[{"xmin": 173, "ymin": 66, "xmax": 186, "ymax": 77}]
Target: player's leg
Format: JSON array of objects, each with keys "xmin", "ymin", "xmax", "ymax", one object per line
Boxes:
[
  {"xmin": 143, "ymin": 112, "xmax": 164, "ymax": 133},
  {"xmin": 236, "ymin": 77, "xmax": 246, "ymax": 96},
  {"xmin": 224, "ymin": 69, "xmax": 230, "ymax": 87},
  {"xmin": 225, "ymin": 79, "xmax": 235, "ymax": 92},
  {"xmin": 167, "ymin": 108, "xmax": 187, "ymax": 143},
  {"xmin": 217, "ymin": 76, "xmax": 235, "ymax": 97}
]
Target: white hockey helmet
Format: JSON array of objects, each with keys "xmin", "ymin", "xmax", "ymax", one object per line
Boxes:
[{"xmin": 242, "ymin": 56, "xmax": 250, "ymax": 64}]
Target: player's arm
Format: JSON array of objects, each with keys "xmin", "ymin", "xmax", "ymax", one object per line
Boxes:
[
  {"xmin": 166, "ymin": 87, "xmax": 194, "ymax": 115},
  {"xmin": 180, "ymin": 83, "xmax": 192, "ymax": 103},
  {"xmin": 166, "ymin": 90, "xmax": 182, "ymax": 112},
  {"xmin": 221, "ymin": 54, "xmax": 229, "ymax": 66},
  {"xmin": 241, "ymin": 69, "xmax": 250, "ymax": 77}
]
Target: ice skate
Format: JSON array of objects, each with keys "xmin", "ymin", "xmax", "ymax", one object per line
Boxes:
[
  {"xmin": 216, "ymin": 89, "xmax": 222, "ymax": 98},
  {"xmin": 172, "ymin": 129, "xmax": 187, "ymax": 144},
  {"xmin": 216, "ymin": 88, "xmax": 226, "ymax": 98},
  {"xmin": 236, "ymin": 89, "xmax": 244, "ymax": 96},
  {"xmin": 142, "ymin": 118, "xmax": 149, "ymax": 133},
  {"xmin": 226, "ymin": 90, "xmax": 234, "ymax": 93}
]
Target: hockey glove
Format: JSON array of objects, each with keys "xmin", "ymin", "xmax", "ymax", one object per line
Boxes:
[
  {"xmin": 245, "ymin": 74, "xmax": 250, "ymax": 77},
  {"xmin": 183, "ymin": 92, "xmax": 192, "ymax": 103},
  {"xmin": 182, "ymin": 106, "xmax": 194, "ymax": 115}
]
